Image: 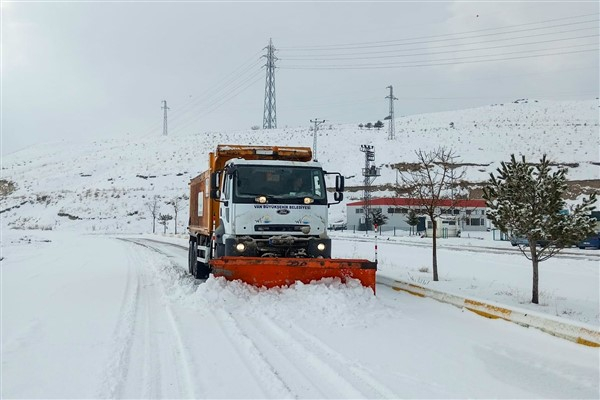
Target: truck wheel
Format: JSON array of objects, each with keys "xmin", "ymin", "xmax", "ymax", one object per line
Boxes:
[
  {"xmin": 188, "ymin": 239, "xmax": 195, "ymax": 274},
  {"xmin": 191, "ymin": 239, "xmax": 210, "ymax": 279},
  {"xmin": 195, "ymin": 261, "xmax": 210, "ymax": 280}
]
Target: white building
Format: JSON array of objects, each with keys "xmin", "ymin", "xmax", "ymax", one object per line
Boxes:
[{"xmin": 346, "ymin": 197, "xmax": 489, "ymax": 234}]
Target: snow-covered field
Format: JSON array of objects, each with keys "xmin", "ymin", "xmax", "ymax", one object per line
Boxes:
[
  {"xmin": 2, "ymin": 99, "xmax": 599, "ymax": 398},
  {"xmin": 2, "ymin": 230, "xmax": 598, "ymax": 399}
]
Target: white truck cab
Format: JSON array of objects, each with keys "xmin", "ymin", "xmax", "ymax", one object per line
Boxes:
[{"xmin": 213, "ymin": 158, "xmax": 344, "ymax": 258}]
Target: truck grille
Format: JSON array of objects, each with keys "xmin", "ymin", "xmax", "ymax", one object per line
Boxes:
[{"xmin": 255, "ymin": 224, "xmax": 308, "ymax": 232}]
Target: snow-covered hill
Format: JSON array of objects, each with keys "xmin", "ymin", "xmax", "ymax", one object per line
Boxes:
[{"xmin": 2, "ymin": 99, "xmax": 598, "ymax": 233}]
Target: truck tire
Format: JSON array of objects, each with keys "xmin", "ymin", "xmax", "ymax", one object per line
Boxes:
[
  {"xmin": 188, "ymin": 239, "xmax": 195, "ymax": 274},
  {"xmin": 195, "ymin": 262, "xmax": 210, "ymax": 280},
  {"xmin": 192, "ymin": 239, "xmax": 210, "ymax": 280}
]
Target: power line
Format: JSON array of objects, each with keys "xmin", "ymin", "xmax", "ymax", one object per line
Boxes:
[
  {"xmin": 279, "ymin": 14, "xmax": 599, "ymax": 50},
  {"xmin": 199, "ymin": 71, "xmax": 264, "ymax": 117},
  {"xmin": 169, "ymin": 58, "xmax": 263, "ymax": 124},
  {"xmin": 281, "ymin": 48, "xmax": 598, "ymax": 70},
  {"xmin": 136, "ymin": 50, "xmax": 263, "ymax": 137},
  {"xmin": 165, "ymin": 58, "xmax": 264, "ymax": 135},
  {"xmin": 283, "ymin": 42, "xmax": 596, "ymax": 67},
  {"xmin": 168, "ymin": 59, "xmax": 263, "ymax": 128},
  {"xmin": 280, "ymin": 33, "xmax": 599, "ymax": 61},
  {"xmin": 170, "ymin": 69, "xmax": 264, "ymax": 135},
  {"xmin": 170, "ymin": 71, "xmax": 263, "ymax": 135}
]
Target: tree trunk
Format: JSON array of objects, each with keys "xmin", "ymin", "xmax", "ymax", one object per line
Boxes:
[
  {"xmin": 530, "ymin": 245, "xmax": 539, "ymax": 304},
  {"xmin": 174, "ymin": 212, "xmax": 178, "ymax": 234},
  {"xmin": 152, "ymin": 217, "xmax": 156, "ymax": 234},
  {"xmin": 432, "ymin": 218, "xmax": 439, "ymax": 281}
]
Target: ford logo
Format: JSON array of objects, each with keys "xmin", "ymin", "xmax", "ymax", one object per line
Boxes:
[{"xmin": 277, "ymin": 209, "xmax": 290, "ymax": 215}]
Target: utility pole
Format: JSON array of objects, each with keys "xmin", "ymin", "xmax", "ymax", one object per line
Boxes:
[
  {"xmin": 161, "ymin": 100, "xmax": 170, "ymax": 136},
  {"xmin": 385, "ymin": 85, "xmax": 397, "ymax": 140},
  {"xmin": 262, "ymin": 38, "xmax": 277, "ymax": 129},
  {"xmin": 360, "ymin": 145, "xmax": 380, "ymax": 231},
  {"xmin": 310, "ymin": 118, "xmax": 326, "ymax": 161}
]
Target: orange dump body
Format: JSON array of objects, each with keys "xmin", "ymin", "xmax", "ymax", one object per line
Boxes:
[{"xmin": 210, "ymin": 257, "xmax": 377, "ymax": 294}]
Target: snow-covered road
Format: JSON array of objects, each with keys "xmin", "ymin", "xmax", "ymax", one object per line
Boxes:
[{"xmin": 2, "ymin": 232, "xmax": 598, "ymax": 399}]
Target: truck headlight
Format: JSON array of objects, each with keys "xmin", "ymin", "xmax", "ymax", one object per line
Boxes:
[
  {"xmin": 255, "ymin": 196, "xmax": 267, "ymax": 204},
  {"xmin": 317, "ymin": 243, "xmax": 326, "ymax": 251},
  {"xmin": 303, "ymin": 197, "xmax": 314, "ymax": 204},
  {"xmin": 236, "ymin": 243, "xmax": 246, "ymax": 252}
]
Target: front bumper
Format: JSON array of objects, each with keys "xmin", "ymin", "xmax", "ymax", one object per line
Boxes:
[{"xmin": 224, "ymin": 236, "xmax": 332, "ymax": 258}]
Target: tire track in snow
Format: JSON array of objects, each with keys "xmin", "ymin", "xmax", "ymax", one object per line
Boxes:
[
  {"xmin": 233, "ymin": 314, "xmax": 329, "ymax": 398},
  {"xmin": 120, "ymin": 238, "xmax": 296, "ymax": 398},
  {"xmin": 237, "ymin": 314, "xmax": 396, "ymax": 399},
  {"xmin": 211, "ymin": 308, "xmax": 296, "ymax": 398},
  {"xmin": 284, "ymin": 321, "xmax": 399, "ymax": 399},
  {"xmin": 99, "ymin": 242, "xmax": 141, "ymax": 398},
  {"xmin": 105, "ymin": 239, "xmax": 198, "ymax": 398}
]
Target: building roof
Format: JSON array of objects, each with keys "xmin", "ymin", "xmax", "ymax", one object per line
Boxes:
[{"xmin": 347, "ymin": 197, "xmax": 487, "ymax": 208}]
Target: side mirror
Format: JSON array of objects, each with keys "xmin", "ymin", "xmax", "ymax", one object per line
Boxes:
[
  {"xmin": 210, "ymin": 171, "xmax": 221, "ymax": 199},
  {"xmin": 211, "ymin": 172, "xmax": 219, "ymax": 190},
  {"xmin": 336, "ymin": 175, "xmax": 345, "ymax": 192},
  {"xmin": 334, "ymin": 192, "xmax": 343, "ymax": 202}
]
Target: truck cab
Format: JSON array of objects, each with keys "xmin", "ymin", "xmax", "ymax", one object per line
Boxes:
[{"xmin": 213, "ymin": 158, "xmax": 343, "ymax": 258}]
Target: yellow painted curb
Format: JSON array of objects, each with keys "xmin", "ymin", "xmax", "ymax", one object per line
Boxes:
[{"xmin": 378, "ymin": 277, "xmax": 600, "ymax": 348}]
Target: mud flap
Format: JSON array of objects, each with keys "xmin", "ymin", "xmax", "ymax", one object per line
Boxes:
[{"xmin": 209, "ymin": 257, "xmax": 377, "ymax": 294}]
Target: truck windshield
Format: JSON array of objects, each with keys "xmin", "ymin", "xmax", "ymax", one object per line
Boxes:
[{"xmin": 233, "ymin": 166, "xmax": 326, "ymax": 204}]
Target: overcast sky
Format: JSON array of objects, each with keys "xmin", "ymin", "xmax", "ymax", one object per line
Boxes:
[{"xmin": 2, "ymin": 1, "xmax": 598, "ymax": 155}]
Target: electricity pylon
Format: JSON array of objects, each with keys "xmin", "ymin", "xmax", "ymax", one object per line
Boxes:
[
  {"xmin": 310, "ymin": 118, "xmax": 326, "ymax": 161},
  {"xmin": 385, "ymin": 86, "xmax": 397, "ymax": 140},
  {"xmin": 360, "ymin": 145, "xmax": 380, "ymax": 231},
  {"xmin": 161, "ymin": 100, "xmax": 170, "ymax": 136},
  {"xmin": 262, "ymin": 38, "xmax": 277, "ymax": 129}
]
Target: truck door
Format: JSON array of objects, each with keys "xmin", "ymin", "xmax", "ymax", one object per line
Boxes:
[{"xmin": 221, "ymin": 173, "xmax": 231, "ymax": 224}]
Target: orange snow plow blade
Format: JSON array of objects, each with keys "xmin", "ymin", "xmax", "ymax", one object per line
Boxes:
[{"xmin": 210, "ymin": 257, "xmax": 377, "ymax": 294}]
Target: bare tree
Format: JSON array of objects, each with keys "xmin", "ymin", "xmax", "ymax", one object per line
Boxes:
[
  {"xmin": 146, "ymin": 195, "xmax": 160, "ymax": 233},
  {"xmin": 396, "ymin": 147, "xmax": 466, "ymax": 281},
  {"xmin": 167, "ymin": 196, "xmax": 183, "ymax": 234}
]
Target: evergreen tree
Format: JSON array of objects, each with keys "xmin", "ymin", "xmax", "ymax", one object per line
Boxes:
[
  {"xmin": 358, "ymin": 123, "xmax": 364, "ymax": 129},
  {"xmin": 370, "ymin": 209, "xmax": 388, "ymax": 228},
  {"xmin": 406, "ymin": 209, "xmax": 419, "ymax": 235},
  {"xmin": 158, "ymin": 213, "xmax": 173, "ymax": 234},
  {"xmin": 374, "ymin": 120, "xmax": 384, "ymax": 130},
  {"xmin": 365, "ymin": 122, "xmax": 373, "ymax": 130},
  {"xmin": 483, "ymin": 154, "xmax": 597, "ymax": 304}
]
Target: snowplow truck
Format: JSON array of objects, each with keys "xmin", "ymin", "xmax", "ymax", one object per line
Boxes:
[{"xmin": 187, "ymin": 145, "xmax": 377, "ymax": 292}]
